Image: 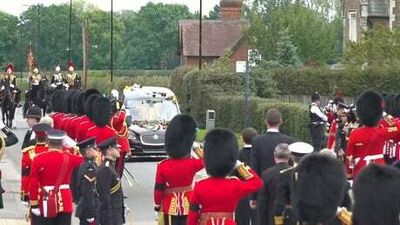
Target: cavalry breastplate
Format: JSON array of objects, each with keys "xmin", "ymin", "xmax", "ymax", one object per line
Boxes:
[
  {"xmin": 66, "ymin": 73, "xmax": 76, "ymax": 85},
  {"xmin": 53, "ymin": 74, "xmax": 63, "ymax": 84},
  {"xmin": 31, "ymin": 73, "xmax": 42, "ymax": 86}
]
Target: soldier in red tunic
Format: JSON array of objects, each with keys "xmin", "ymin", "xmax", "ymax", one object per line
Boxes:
[
  {"xmin": 21, "ymin": 123, "xmax": 51, "ymax": 224},
  {"xmin": 345, "ymin": 91, "xmax": 400, "ymax": 178},
  {"xmin": 29, "ymin": 130, "xmax": 83, "ymax": 224},
  {"xmin": 85, "ymin": 96, "xmax": 116, "ymax": 144},
  {"xmin": 75, "ymin": 91, "xmax": 101, "ymax": 142},
  {"xmin": 187, "ymin": 128, "xmax": 263, "ymax": 225},
  {"xmin": 153, "ymin": 114, "xmax": 204, "ymax": 225},
  {"xmin": 110, "ymin": 110, "xmax": 131, "ymax": 177}
]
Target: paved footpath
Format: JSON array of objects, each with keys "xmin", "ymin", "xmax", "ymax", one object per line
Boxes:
[{"xmin": 0, "ymin": 108, "xmax": 156, "ymax": 225}]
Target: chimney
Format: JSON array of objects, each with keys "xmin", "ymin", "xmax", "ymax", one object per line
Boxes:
[{"xmin": 220, "ymin": 0, "xmax": 243, "ymax": 21}]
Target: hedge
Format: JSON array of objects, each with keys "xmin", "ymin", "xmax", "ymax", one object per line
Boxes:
[
  {"xmin": 172, "ymin": 63, "xmax": 311, "ymax": 142},
  {"xmin": 270, "ymin": 65, "xmax": 400, "ymax": 97}
]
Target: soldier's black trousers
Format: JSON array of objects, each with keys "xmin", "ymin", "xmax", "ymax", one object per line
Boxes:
[
  {"xmin": 164, "ymin": 215, "xmax": 188, "ymax": 225},
  {"xmin": 42, "ymin": 213, "xmax": 72, "ymax": 225},
  {"xmin": 31, "ymin": 213, "xmax": 43, "ymax": 225},
  {"xmin": 310, "ymin": 124, "xmax": 325, "ymax": 152}
]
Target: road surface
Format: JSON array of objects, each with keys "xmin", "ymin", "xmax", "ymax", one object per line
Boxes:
[{"xmin": 0, "ymin": 108, "xmax": 158, "ymax": 225}]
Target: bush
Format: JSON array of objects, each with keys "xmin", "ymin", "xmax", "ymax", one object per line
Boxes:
[{"xmin": 270, "ymin": 65, "xmax": 400, "ymax": 97}]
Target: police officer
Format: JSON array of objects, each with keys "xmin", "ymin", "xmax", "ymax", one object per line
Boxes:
[
  {"xmin": 273, "ymin": 142, "xmax": 313, "ymax": 225},
  {"xmin": 74, "ymin": 137, "xmax": 98, "ymax": 225},
  {"xmin": 22, "ymin": 106, "xmax": 42, "ymax": 149},
  {"xmin": 96, "ymin": 137, "xmax": 124, "ymax": 225},
  {"xmin": 309, "ymin": 92, "xmax": 327, "ymax": 151}
]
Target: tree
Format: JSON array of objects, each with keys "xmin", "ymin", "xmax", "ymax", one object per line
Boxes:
[
  {"xmin": 206, "ymin": 5, "xmax": 220, "ymax": 20},
  {"xmin": 275, "ymin": 29, "xmax": 301, "ymax": 66},
  {"xmin": 121, "ymin": 3, "xmax": 194, "ymax": 69},
  {"xmin": 0, "ymin": 12, "xmax": 18, "ymax": 70}
]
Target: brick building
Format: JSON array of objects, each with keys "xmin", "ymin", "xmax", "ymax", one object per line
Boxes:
[
  {"xmin": 178, "ymin": 0, "xmax": 249, "ymax": 69},
  {"xmin": 343, "ymin": 0, "xmax": 399, "ymax": 44}
]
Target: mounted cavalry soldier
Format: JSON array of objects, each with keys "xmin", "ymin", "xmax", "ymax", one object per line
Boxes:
[
  {"xmin": 65, "ymin": 61, "xmax": 81, "ymax": 90},
  {"xmin": 28, "ymin": 63, "xmax": 44, "ymax": 101},
  {"xmin": 51, "ymin": 64, "xmax": 67, "ymax": 91},
  {"xmin": 1, "ymin": 64, "xmax": 21, "ymax": 107}
]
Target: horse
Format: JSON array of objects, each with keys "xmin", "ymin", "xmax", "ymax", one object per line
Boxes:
[
  {"xmin": 0, "ymin": 79, "xmax": 17, "ymax": 128},
  {"xmin": 23, "ymin": 79, "xmax": 51, "ymax": 117}
]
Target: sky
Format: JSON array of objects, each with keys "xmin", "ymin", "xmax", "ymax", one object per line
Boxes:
[{"xmin": 0, "ymin": 0, "xmax": 220, "ymax": 16}]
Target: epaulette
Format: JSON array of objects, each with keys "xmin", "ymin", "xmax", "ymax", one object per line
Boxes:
[
  {"xmin": 384, "ymin": 114, "xmax": 396, "ymax": 127},
  {"xmin": 280, "ymin": 167, "xmax": 295, "ymax": 174},
  {"xmin": 22, "ymin": 145, "xmax": 35, "ymax": 153}
]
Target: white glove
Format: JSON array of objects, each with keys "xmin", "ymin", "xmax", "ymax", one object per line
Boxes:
[
  {"xmin": 13, "ymin": 90, "xmax": 17, "ymax": 93},
  {"xmin": 235, "ymin": 160, "xmax": 244, "ymax": 169},
  {"xmin": 86, "ymin": 218, "xmax": 95, "ymax": 223},
  {"xmin": 31, "ymin": 207, "xmax": 41, "ymax": 216},
  {"xmin": 0, "ymin": 122, "xmax": 6, "ymax": 130},
  {"xmin": 50, "ymin": 83, "xmax": 57, "ymax": 88},
  {"xmin": 10, "ymin": 84, "xmax": 14, "ymax": 88},
  {"xmin": 22, "ymin": 201, "xmax": 29, "ymax": 208},
  {"xmin": 63, "ymin": 136, "xmax": 77, "ymax": 148},
  {"xmin": 1, "ymin": 86, "xmax": 4, "ymax": 90}
]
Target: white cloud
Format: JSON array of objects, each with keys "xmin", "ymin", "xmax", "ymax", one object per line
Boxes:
[{"xmin": 0, "ymin": 0, "xmax": 220, "ymax": 17}]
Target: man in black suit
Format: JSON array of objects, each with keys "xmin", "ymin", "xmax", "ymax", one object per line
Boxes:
[
  {"xmin": 22, "ymin": 106, "xmax": 42, "ymax": 149},
  {"xmin": 235, "ymin": 127, "xmax": 258, "ymax": 225},
  {"xmin": 258, "ymin": 143, "xmax": 291, "ymax": 225},
  {"xmin": 251, "ymin": 108, "xmax": 295, "ymax": 176},
  {"xmin": 250, "ymin": 108, "xmax": 295, "ymax": 221}
]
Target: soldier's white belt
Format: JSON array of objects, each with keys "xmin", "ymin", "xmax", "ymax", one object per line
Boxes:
[{"xmin": 43, "ymin": 184, "xmax": 70, "ymax": 192}]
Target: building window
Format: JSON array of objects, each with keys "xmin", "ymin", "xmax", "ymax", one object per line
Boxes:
[{"xmin": 348, "ymin": 11, "xmax": 357, "ymax": 42}]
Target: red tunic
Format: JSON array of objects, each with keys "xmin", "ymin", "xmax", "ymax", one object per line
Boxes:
[
  {"xmin": 187, "ymin": 169, "xmax": 262, "ymax": 225},
  {"xmin": 29, "ymin": 150, "xmax": 83, "ymax": 215},
  {"xmin": 20, "ymin": 144, "xmax": 48, "ymax": 201},
  {"xmin": 380, "ymin": 115, "xmax": 400, "ymax": 161},
  {"xmin": 154, "ymin": 158, "xmax": 204, "ymax": 215},
  {"xmin": 52, "ymin": 113, "xmax": 65, "ymax": 130},
  {"xmin": 327, "ymin": 120, "xmax": 338, "ymax": 149},
  {"xmin": 65, "ymin": 116, "xmax": 85, "ymax": 140},
  {"xmin": 345, "ymin": 124, "xmax": 400, "ymax": 178},
  {"xmin": 75, "ymin": 119, "xmax": 95, "ymax": 142},
  {"xmin": 59, "ymin": 115, "xmax": 75, "ymax": 132},
  {"xmin": 86, "ymin": 125, "xmax": 116, "ymax": 144}
]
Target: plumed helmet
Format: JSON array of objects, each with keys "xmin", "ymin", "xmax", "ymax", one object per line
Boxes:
[
  {"xmin": 67, "ymin": 60, "xmax": 75, "ymax": 69},
  {"xmin": 5, "ymin": 63, "xmax": 14, "ymax": 72},
  {"xmin": 291, "ymin": 153, "xmax": 347, "ymax": 224},
  {"xmin": 91, "ymin": 96, "xmax": 112, "ymax": 127},
  {"xmin": 204, "ymin": 128, "xmax": 239, "ymax": 177},
  {"xmin": 355, "ymin": 91, "xmax": 383, "ymax": 127},
  {"xmin": 311, "ymin": 92, "xmax": 321, "ymax": 102},
  {"xmin": 353, "ymin": 164, "xmax": 400, "ymax": 225},
  {"xmin": 165, "ymin": 114, "xmax": 197, "ymax": 158}
]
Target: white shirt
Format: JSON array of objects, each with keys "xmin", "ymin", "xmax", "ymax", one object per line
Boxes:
[
  {"xmin": 310, "ymin": 103, "xmax": 328, "ymax": 122},
  {"xmin": 267, "ymin": 128, "xmax": 280, "ymax": 133}
]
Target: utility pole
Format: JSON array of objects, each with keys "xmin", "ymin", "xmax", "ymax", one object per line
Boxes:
[
  {"xmin": 110, "ymin": 0, "xmax": 114, "ymax": 82},
  {"xmin": 36, "ymin": 5, "xmax": 40, "ymax": 65},
  {"xmin": 199, "ymin": 0, "xmax": 202, "ymax": 70},
  {"xmin": 69, "ymin": 0, "xmax": 73, "ymax": 61},
  {"xmin": 82, "ymin": 19, "xmax": 89, "ymax": 89},
  {"xmin": 244, "ymin": 60, "xmax": 250, "ymax": 127}
]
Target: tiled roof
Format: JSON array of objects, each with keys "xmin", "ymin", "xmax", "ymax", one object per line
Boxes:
[{"xmin": 179, "ymin": 20, "xmax": 248, "ymax": 57}]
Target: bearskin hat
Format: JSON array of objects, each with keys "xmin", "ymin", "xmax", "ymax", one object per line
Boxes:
[
  {"xmin": 165, "ymin": 114, "xmax": 197, "ymax": 158},
  {"xmin": 292, "ymin": 153, "xmax": 347, "ymax": 224},
  {"xmin": 51, "ymin": 90, "xmax": 65, "ymax": 113},
  {"xmin": 63, "ymin": 90, "xmax": 79, "ymax": 114},
  {"xmin": 85, "ymin": 94, "xmax": 101, "ymax": 119},
  {"xmin": 5, "ymin": 64, "xmax": 14, "ymax": 72},
  {"xmin": 91, "ymin": 96, "xmax": 112, "ymax": 127},
  {"xmin": 84, "ymin": 89, "xmax": 100, "ymax": 101},
  {"xmin": 355, "ymin": 91, "xmax": 383, "ymax": 127},
  {"xmin": 71, "ymin": 91, "xmax": 83, "ymax": 114},
  {"xmin": 204, "ymin": 128, "xmax": 239, "ymax": 177},
  {"xmin": 353, "ymin": 164, "xmax": 400, "ymax": 225},
  {"xmin": 75, "ymin": 92, "xmax": 86, "ymax": 115},
  {"xmin": 390, "ymin": 94, "xmax": 400, "ymax": 118}
]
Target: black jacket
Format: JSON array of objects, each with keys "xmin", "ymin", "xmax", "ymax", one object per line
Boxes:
[
  {"xmin": 96, "ymin": 159, "xmax": 124, "ymax": 225},
  {"xmin": 259, "ymin": 162, "xmax": 291, "ymax": 225},
  {"xmin": 75, "ymin": 159, "xmax": 98, "ymax": 220}
]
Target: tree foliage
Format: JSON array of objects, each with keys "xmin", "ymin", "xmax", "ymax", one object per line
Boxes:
[{"xmin": 0, "ymin": 1, "xmax": 194, "ymax": 71}]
